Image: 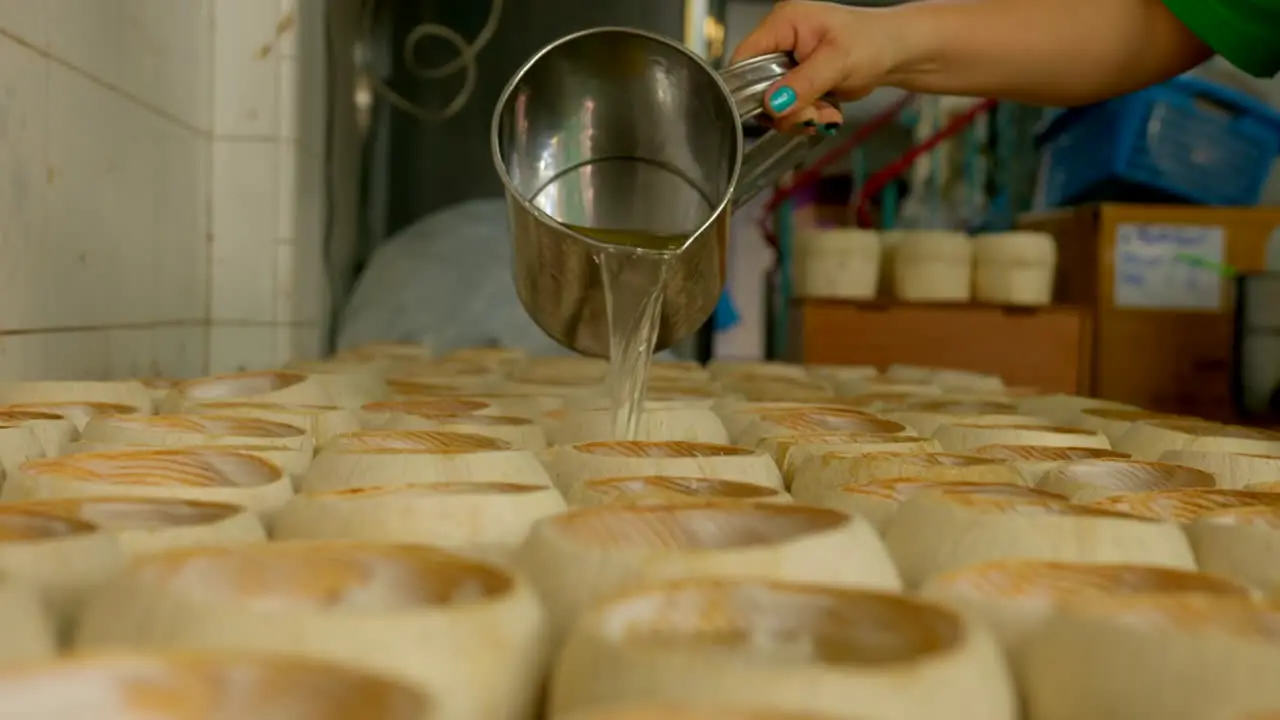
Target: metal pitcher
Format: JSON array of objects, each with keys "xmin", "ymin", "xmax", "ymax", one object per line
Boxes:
[{"xmin": 492, "ymin": 27, "xmax": 831, "ymax": 357}]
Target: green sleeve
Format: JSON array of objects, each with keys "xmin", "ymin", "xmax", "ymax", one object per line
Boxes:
[{"xmin": 1162, "ymin": 0, "xmax": 1280, "ymax": 77}]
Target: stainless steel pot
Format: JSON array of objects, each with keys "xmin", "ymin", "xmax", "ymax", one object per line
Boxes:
[{"xmin": 492, "ymin": 27, "xmax": 830, "ymax": 357}]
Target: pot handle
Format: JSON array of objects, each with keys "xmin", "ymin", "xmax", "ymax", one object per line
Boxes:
[{"xmin": 719, "ymin": 53, "xmax": 836, "ymax": 206}]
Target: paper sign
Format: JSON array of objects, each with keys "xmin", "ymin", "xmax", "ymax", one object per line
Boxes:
[{"xmin": 1113, "ymin": 223, "xmax": 1225, "ymax": 310}]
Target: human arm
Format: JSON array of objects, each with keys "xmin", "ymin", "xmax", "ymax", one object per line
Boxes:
[
  {"xmin": 733, "ymin": 0, "xmax": 1280, "ymax": 130},
  {"xmin": 886, "ymin": 0, "xmax": 1213, "ymax": 106}
]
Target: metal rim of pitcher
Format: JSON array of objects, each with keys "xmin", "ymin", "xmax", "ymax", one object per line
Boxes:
[{"xmin": 489, "ymin": 26, "xmax": 747, "ymax": 254}]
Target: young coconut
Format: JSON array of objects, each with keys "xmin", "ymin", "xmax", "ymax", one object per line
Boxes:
[
  {"xmin": 884, "ymin": 484, "xmax": 1196, "ymax": 587},
  {"xmin": 74, "ymin": 542, "xmax": 547, "ymax": 720},
  {"xmin": 515, "ymin": 503, "xmax": 901, "ymax": 643},
  {"xmin": 542, "ymin": 441, "xmax": 782, "ymax": 495},
  {"xmin": 549, "ymin": 579, "xmax": 1016, "ymax": 720}
]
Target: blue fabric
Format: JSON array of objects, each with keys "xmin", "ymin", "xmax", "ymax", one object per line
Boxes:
[{"xmin": 712, "ymin": 288, "xmax": 741, "ymax": 332}]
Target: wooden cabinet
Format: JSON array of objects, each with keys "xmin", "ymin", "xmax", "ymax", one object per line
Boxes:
[{"xmin": 789, "ymin": 300, "xmax": 1091, "ymax": 394}]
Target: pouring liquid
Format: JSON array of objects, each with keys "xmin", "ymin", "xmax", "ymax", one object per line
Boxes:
[{"xmin": 565, "ymin": 225, "xmax": 687, "ymax": 440}]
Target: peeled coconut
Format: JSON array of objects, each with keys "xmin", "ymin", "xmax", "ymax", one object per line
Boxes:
[
  {"xmin": 442, "ymin": 346, "xmax": 527, "ymax": 369},
  {"xmin": 1077, "ymin": 408, "xmax": 1189, "ymax": 444},
  {"xmin": 0, "ymin": 651, "xmax": 435, "ymax": 719},
  {"xmin": 336, "ymin": 341, "xmax": 434, "ymax": 361},
  {"xmin": 5, "ymin": 400, "xmax": 140, "ymax": 430},
  {"xmin": 137, "ymin": 377, "xmax": 179, "ymax": 405},
  {"xmin": 737, "ymin": 408, "xmax": 907, "ymax": 448},
  {"xmin": 81, "ymin": 414, "xmax": 313, "ymax": 456},
  {"xmin": 711, "ymin": 401, "xmax": 874, "ymax": 443},
  {"xmin": 0, "ymin": 409, "xmax": 77, "ymax": 456},
  {"xmin": 8, "ymin": 449, "xmax": 294, "ymax": 516},
  {"xmin": 910, "ymin": 413, "xmax": 1054, "ymax": 438},
  {"xmin": 1187, "ymin": 506, "xmax": 1280, "ymax": 592},
  {"xmin": 387, "ymin": 367, "xmax": 499, "ymax": 392},
  {"xmin": 1021, "ymin": 594, "xmax": 1280, "ymax": 719},
  {"xmin": 496, "ymin": 361, "xmax": 609, "ymax": 397},
  {"xmin": 831, "ymin": 391, "xmax": 933, "ymax": 412},
  {"xmin": 549, "ymin": 579, "xmax": 1016, "ymax": 719},
  {"xmin": 360, "ymin": 398, "xmax": 496, "ymax": 422},
  {"xmin": 809, "ymin": 478, "xmax": 1027, "ymax": 532},
  {"xmin": 1014, "ymin": 394, "xmax": 1138, "ymax": 427},
  {"xmin": 882, "ymin": 364, "xmax": 938, "ymax": 384},
  {"xmin": 930, "ymin": 369, "xmax": 1007, "ymax": 393},
  {"xmin": 387, "ymin": 368, "xmax": 504, "ymax": 393},
  {"xmin": 271, "ymin": 483, "xmax": 566, "ymax": 559},
  {"xmin": 559, "ymin": 388, "xmax": 721, "ymax": 413},
  {"xmin": 933, "ymin": 422, "xmax": 1110, "ymax": 453},
  {"xmin": 301, "ymin": 430, "xmax": 552, "ymax": 492},
  {"xmin": 0, "ymin": 577, "xmax": 56, "ymax": 663},
  {"xmin": 1115, "ymin": 420, "xmax": 1280, "ymax": 461},
  {"xmin": 188, "ymin": 402, "xmax": 361, "ymax": 444},
  {"xmin": 368, "ymin": 408, "xmax": 549, "ymax": 450},
  {"xmin": 15, "ymin": 497, "xmax": 266, "ymax": 556},
  {"xmin": 0, "ymin": 421, "xmax": 45, "ymax": 478},
  {"xmin": 720, "ymin": 377, "xmax": 836, "ymax": 403},
  {"xmin": 884, "ymin": 484, "xmax": 1196, "ymax": 586},
  {"xmin": 973, "ymin": 444, "xmax": 1131, "ymax": 485},
  {"xmin": 920, "ymin": 560, "xmax": 1251, "ymax": 681},
  {"xmin": 390, "ymin": 360, "xmax": 503, "ymax": 387},
  {"xmin": 1090, "ymin": 488, "xmax": 1280, "ymax": 523},
  {"xmin": 542, "ymin": 441, "xmax": 783, "ymax": 494},
  {"xmin": 760, "ymin": 433, "xmax": 941, "ymax": 487},
  {"xmin": 516, "ymin": 503, "xmax": 902, "ymax": 642},
  {"xmin": 707, "ymin": 360, "xmax": 810, "ymax": 382},
  {"xmin": 1159, "ymin": 450, "xmax": 1280, "ymax": 490},
  {"xmin": 566, "ymin": 476, "xmax": 791, "ymax": 507},
  {"xmin": 67, "ymin": 441, "xmax": 312, "ymax": 477},
  {"xmin": 790, "ymin": 452, "xmax": 1023, "ymax": 504},
  {"xmin": 450, "ymin": 393, "xmax": 566, "ymax": 420},
  {"xmin": 0, "ymin": 380, "xmax": 154, "ymax": 414},
  {"xmin": 1037, "ymin": 459, "xmax": 1216, "ymax": 503},
  {"xmin": 0, "ymin": 504, "xmax": 123, "ymax": 620},
  {"xmin": 548, "ymin": 406, "xmax": 729, "ymax": 445},
  {"xmin": 75, "ymin": 542, "xmax": 547, "ymax": 720},
  {"xmin": 557, "ymin": 705, "xmax": 837, "ymax": 719},
  {"xmin": 835, "ymin": 379, "xmax": 945, "ymax": 398},
  {"xmin": 162, "ymin": 370, "xmax": 387, "ymax": 411},
  {"xmin": 286, "ymin": 356, "xmax": 394, "ymax": 377},
  {"xmin": 806, "ymin": 364, "xmax": 879, "ymax": 386},
  {"xmin": 885, "ymin": 399, "xmax": 1017, "ymax": 435}
]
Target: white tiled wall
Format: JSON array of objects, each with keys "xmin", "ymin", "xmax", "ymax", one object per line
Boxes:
[{"xmin": 0, "ymin": 0, "xmax": 329, "ymax": 381}]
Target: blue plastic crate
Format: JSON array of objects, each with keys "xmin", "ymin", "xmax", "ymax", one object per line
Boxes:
[{"xmin": 1035, "ymin": 77, "xmax": 1280, "ymax": 208}]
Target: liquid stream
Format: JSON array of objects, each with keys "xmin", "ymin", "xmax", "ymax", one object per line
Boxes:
[{"xmin": 567, "ymin": 225, "xmax": 686, "ymax": 441}]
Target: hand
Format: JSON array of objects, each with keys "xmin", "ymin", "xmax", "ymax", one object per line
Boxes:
[{"xmin": 730, "ymin": 1, "xmax": 912, "ymax": 133}]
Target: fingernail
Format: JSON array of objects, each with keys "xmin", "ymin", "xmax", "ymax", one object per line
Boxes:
[
  {"xmin": 767, "ymin": 86, "xmax": 797, "ymax": 114},
  {"xmin": 802, "ymin": 120, "xmax": 817, "ymax": 128},
  {"xmin": 821, "ymin": 123, "xmax": 842, "ymax": 136}
]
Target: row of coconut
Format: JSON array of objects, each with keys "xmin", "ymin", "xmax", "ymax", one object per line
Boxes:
[{"xmin": 0, "ymin": 347, "xmax": 1275, "ymax": 718}]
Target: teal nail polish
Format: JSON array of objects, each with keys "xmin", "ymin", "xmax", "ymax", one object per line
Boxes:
[
  {"xmin": 767, "ymin": 86, "xmax": 797, "ymax": 114},
  {"xmin": 821, "ymin": 123, "xmax": 842, "ymax": 136},
  {"xmin": 802, "ymin": 120, "xmax": 817, "ymax": 128}
]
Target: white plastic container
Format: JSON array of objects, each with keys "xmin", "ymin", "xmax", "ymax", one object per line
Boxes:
[
  {"xmin": 793, "ymin": 228, "xmax": 881, "ymax": 300},
  {"xmin": 892, "ymin": 231, "xmax": 973, "ymax": 303},
  {"xmin": 973, "ymin": 231, "xmax": 1058, "ymax": 306}
]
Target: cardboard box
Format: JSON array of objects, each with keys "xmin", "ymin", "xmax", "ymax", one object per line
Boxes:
[
  {"xmin": 1019, "ymin": 204, "xmax": 1280, "ymax": 419},
  {"xmin": 789, "ymin": 301, "xmax": 1091, "ymax": 394}
]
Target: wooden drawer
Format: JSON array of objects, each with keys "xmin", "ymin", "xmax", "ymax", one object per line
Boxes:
[{"xmin": 789, "ymin": 301, "xmax": 1092, "ymax": 394}]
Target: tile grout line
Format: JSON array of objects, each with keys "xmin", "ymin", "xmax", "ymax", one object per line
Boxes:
[
  {"xmin": 203, "ymin": 2, "xmax": 218, "ymax": 376},
  {"xmin": 0, "ymin": 320, "xmax": 315, "ymax": 337},
  {"xmin": 0, "ymin": 27, "xmax": 209, "ymax": 137},
  {"xmin": 0, "ymin": 29, "xmax": 296, "ymax": 145}
]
